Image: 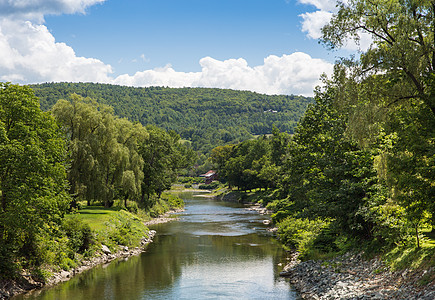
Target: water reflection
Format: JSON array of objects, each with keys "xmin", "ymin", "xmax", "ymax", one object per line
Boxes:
[{"xmin": 16, "ymin": 193, "xmax": 297, "ymax": 300}]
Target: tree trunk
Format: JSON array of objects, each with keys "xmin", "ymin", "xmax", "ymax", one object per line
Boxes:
[
  {"xmin": 416, "ymin": 225, "xmax": 420, "ymax": 249},
  {"xmin": 1, "ymin": 191, "xmax": 6, "ymax": 212}
]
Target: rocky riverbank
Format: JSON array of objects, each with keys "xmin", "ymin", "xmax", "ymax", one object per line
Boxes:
[
  {"xmin": 0, "ymin": 205, "xmax": 189, "ymax": 300},
  {"xmin": 280, "ymin": 252, "xmax": 435, "ymax": 299},
  {"xmin": 0, "ymin": 231, "xmax": 156, "ymax": 299}
]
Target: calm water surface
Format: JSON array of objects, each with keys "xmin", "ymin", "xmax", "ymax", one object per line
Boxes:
[{"xmin": 17, "ymin": 192, "xmax": 298, "ymax": 300}]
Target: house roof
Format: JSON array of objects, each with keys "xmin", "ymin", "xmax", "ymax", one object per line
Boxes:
[{"xmin": 200, "ymin": 170, "xmax": 216, "ymax": 177}]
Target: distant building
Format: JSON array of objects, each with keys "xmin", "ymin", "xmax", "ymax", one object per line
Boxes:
[{"xmin": 199, "ymin": 170, "xmax": 218, "ymax": 184}]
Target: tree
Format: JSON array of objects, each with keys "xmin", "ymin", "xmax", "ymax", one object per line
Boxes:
[
  {"xmin": 322, "ymin": 0, "xmax": 435, "ymax": 116},
  {"xmin": 278, "ymin": 82, "xmax": 377, "ymax": 238},
  {"xmin": 139, "ymin": 125, "xmax": 196, "ymax": 207},
  {"xmin": 0, "ymin": 83, "xmax": 69, "ymax": 275},
  {"xmin": 322, "ymin": 0, "xmax": 435, "ymax": 245},
  {"xmin": 52, "ymin": 95, "xmax": 147, "ymax": 208}
]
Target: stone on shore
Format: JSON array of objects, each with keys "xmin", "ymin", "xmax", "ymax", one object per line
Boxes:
[{"xmin": 101, "ymin": 244, "xmax": 111, "ymax": 254}]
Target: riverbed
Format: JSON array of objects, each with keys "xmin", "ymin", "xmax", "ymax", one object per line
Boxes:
[{"xmin": 15, "ymin": 192, "xmax": 298, "ymax": 299}]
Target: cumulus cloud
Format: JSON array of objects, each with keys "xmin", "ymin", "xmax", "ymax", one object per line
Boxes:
[
  {"xmin": 114, "ymin": 53, "xmax": 333, "ymax": 96},
  {"xmin": 0, "ymin": 0, "xmax": 333, "ymax": 96},
  {"xmin": 0, "ymin": 0, "xmax": 105, "ymax": 21},
  {"xmin": 114, "ymin": 64, "xmax": 201, "ymax": 88},
  {"xmin": 0, "ymin": 14, "xmax": 331, "ymax": 95},
  {"xmin": 300, "ymin": 10, "xmax": 333, "ymax": 39},
  {"xmin": 298, "ymin": 0, "xmax": 371, "ymax": 50},
  {"xmin": 0, "ymin": 18, "xmax": 113, "ymax": 83}
]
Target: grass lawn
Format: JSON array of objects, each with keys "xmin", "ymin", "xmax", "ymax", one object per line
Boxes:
[
  {"xmin": 67, "ymin": 206, "xmax": 148, "ymax": 233},
  {"xmin": 71, "ymin": 206, "xmax": 121, "ymax": 231},
  {"xmin": 65, "ymin": 205, "xmax": 150, "ymax": 248}
]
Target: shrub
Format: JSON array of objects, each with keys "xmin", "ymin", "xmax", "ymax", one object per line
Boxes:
[
  {"xmin": 199, "ymin": 181, "xmax": 220, "ymax": 190},
  {"xmin": 277, "ymin": 216, "xmax": 330, "ymax": 253},
  {"xmin": 62, "ymin": 216, "xmax": 94, "ymax": 254}
]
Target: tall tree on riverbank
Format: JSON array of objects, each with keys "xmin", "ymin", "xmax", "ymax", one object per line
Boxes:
[
  {"xmin": 321, "ymin": 0, "xmax": 435, "ymax": 246},
  {"xmin": 0, "ymin": 83, "xmax": 69, "ymax": 275},
  {"xmin": 52, "ymin": 95, "xmax": 148, "ymax": 208},
  {"xmin": 322, "ymin": 0, "xmax": 435, "ymax": 117},
  {"xmin": 140, "ymin": 125, "xmax": 196, "ymax": 207}
]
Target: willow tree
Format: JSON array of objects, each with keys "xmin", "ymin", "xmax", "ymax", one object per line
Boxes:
[{"xmin": 52, "ymin": 95, "xmax": 147, "ymax": 208}]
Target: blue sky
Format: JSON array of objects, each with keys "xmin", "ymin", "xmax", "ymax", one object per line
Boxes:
[
  {"xmin": 45, "ymin": 0, "xmax": 331, "ymax": 75},
  {"xmin": 0, "ymin": 0, "xmax": 360, "ymax": 96}
]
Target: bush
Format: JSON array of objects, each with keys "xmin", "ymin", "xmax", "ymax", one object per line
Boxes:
[
  {"xmin": 277, "ymin": 216, "xmax": 329, "ymax": 253},
  {"xmin": 161, "ymin": 192, "xmax": 184, "ymax": 209},
  {"xmin": 62, "ymin": 216, "xmax": 94, "ymax": 254},
  {"xmin": 199, "ymin": 181, "xmax": 220, "ymax": 190}
]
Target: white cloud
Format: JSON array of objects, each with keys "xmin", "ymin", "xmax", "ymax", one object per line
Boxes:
[
  {"xmin": 114, "ymin": 53, "xmax": 333, "ymax": 96},
  {"xmin": 298, "ymin": 0, "xmax": 371, "ymax": 51},
  {"xmin": 298, "ymin": 0, "xmax": 339, "ymax": 11},
  {"xmin": 0, "ymin": 15, "xmax": 330, "ymax": 96},
  {"xmin": 0, "ymin": 0, "xmax": 333, "ymax": 96},
  {"xmin": 300, "ymin": 10, "xmax": 333, "ymax": 39},
  {"xmin": 0, "ymin": 19, "xmax": 113, "ymax": 83},
  {"xmin": 114, "ymin": 64, "xmax": 201, "ymax": 88},
  {"xmin": 0, "ymin": 0, "xmax": 106, "ymax": 21}
]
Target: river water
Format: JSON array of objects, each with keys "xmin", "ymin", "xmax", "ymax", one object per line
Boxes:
[{"xmin": 17, "ymin": 192, "xmax": 298, "ymax": 299}]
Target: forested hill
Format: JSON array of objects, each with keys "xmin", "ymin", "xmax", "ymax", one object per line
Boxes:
[{"xmin": 29, "ymin": 82, "xmax": 312, "ymax": 152}]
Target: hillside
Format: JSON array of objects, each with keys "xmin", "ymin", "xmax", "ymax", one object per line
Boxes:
[{"xmin": 30, "ymin": 82, "xmax": 312, "ymax": 152}]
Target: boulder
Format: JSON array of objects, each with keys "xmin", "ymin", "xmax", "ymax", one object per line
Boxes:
[{"xmin": 101, "ymin": 244, "xmax": 111, "ymax": 254}]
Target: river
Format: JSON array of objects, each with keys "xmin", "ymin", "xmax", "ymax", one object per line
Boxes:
[{"xmin": 16, "ymin": 192, "xmax": 298, "ymax": 299}]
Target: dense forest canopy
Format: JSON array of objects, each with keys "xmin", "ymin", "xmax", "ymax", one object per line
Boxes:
[{"xmin": 29, "ymin": 83, "xmax": 312, "ymax": 152}]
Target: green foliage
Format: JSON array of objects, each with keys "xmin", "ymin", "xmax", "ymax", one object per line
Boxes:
[
  {"xmin": 52, "ymin": 94, "xmax": 148, "ymax": 208},
  {"xmin": 321, "ymin": 0, "xmax": 435, "ymax": 249},
  {"xmin": 139, "ymin": 125, "xmax": 196, "ymax": 207},
  {"xmin": 0, "ymin": 82, "xmax": 70, "ymax": 277},
  {"xmin": 276, "ymin": 216, "xmax": 330, "ymax": 253},
  {"xmin": 30, "ymin": 83, "xmax": 312, "ymax": 153},
  {"xmin": 211, "ymin": 131, "xmax": 290, "ymax": 191},
  {"xmin": 62, "ymin": 216, "xmax": 94, "ymax": 254},
  {"xmin": 198, "ymin": 181, "xmax": 220, "ymax": 190}
]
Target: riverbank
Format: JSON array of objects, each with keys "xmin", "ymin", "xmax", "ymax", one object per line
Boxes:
[
  {"xmin": 144, "ymin": 208, "xmax": 184, "ymax": 226},
  {"xmin": 215, "ymin": 189, "xmax": 435, "ymax": 299},
  {"xmin": 0, "ymin": 207, "xmax": 183, "ymax": 300},
  {"xmin": 280, "ymin": 252, "xmax": 435, "ymax": 299},
  {"xmin": 0, "ymin": 232, "xmax": 154, "ymax": 299}
]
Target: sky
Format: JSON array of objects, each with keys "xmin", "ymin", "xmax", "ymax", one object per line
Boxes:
[{"xmin": 0, "ymin": 0, "xmax": 365, "ymax": 96}]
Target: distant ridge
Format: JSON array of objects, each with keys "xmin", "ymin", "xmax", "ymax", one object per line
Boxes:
[{"xmin": 30, "ymin": 82, "xmax": 313, "ymax": 152}]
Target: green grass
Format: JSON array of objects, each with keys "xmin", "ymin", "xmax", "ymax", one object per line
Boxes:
[
  {"xmin": 71, "ymin": 206, "xmax": 121, "ymax": 231},
  {"xmin": 383, "ymin": 242, "xmax": 435, "ymax": 271},
  {"xmin": 423, "ymin": 227, "xmax": 435, "ymax": 247},
  {"xmin": 66, "ymin": 206, "xmax": 150, "ymax": 249}
]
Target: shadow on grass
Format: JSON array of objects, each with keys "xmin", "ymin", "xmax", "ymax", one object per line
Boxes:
[
  {"xmin": 77, "ymin": 206, "xmax": 121, "ymax": 215},
  {"xmin": 385, "ymin": 243, "xmax": 435, "ymax": 271}
]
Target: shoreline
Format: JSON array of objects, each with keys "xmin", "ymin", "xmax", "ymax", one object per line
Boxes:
[
  {"xmin": 0, "ymin": 209, "xmax": 182, "ymax": 299},
  {"xmin": 143, "ymin": 208, "xmax": 184, "ymax": 226},
  {"xmin": 1, "ymin": 234, "xmax": 154, "ymax": 300},
  {"xmin": 217, "ymin": 190, "xmax": 435, "ymax": 299},
  {"xmin": 280, "ymin": 252, "xmax": 435, "ymax": 299}
]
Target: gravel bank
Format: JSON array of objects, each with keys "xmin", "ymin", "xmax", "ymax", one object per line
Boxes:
[{"xmin": 280, "ymin": 252, "xmax": 435, "ymax": 299}]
